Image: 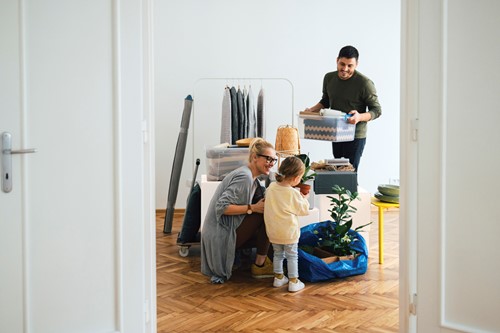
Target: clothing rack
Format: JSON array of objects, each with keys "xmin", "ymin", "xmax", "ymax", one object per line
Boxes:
[{"xmin": 191, "ymin": 77, "xmax": 295, "ymax": 176}]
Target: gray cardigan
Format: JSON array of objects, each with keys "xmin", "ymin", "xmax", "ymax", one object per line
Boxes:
[{"xmin": 200, "ymin": 165, "xmax": 253, "ymax": 282}]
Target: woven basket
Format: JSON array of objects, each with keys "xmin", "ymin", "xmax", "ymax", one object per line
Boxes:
[
  {"xmin": 275, "ymin": 125, "xmax": 300, "ymax": 165},
  {"xmin": 275, "ymin": 125, "xmax": 300, "ymax": 154}
]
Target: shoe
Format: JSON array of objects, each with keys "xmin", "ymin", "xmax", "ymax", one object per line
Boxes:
[
  {"xmin": 273, "ymin": 275, "xmax": 289, "ymax": 287},
  {"xmin": 288, "ymin": 279, "xmax": 305, "ymax": 292},
  {"xmin": 251, "ymin": 257, "xmax": 274, "ymax": 278},
  {"xmin": 232, "ymin": 250, "xmax": 241, "ymax": 271}
]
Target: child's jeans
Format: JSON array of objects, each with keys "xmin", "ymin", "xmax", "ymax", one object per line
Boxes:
[{"xmin": 272, "ymin": 243, "xmax": 299, "ymax": 279}]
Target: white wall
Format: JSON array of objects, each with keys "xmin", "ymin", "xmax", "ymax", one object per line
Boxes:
[{"xmin": 154, "ymin": 0, "xmax": 401, "ymax": 209}]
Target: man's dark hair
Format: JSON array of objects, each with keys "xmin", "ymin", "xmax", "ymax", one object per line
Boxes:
[{"xmin": 338, "ymin": 45, "xmax": 359, "ymax": 61}]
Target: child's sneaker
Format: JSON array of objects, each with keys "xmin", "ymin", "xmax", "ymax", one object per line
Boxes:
[
  {"xmin": 288, "ymin": 279, "xmax": 305, "ymax": 292},
  {"xmin": 251, "ymin": 257, "xmax": 274, "ymax": 278},
  {"xmin": 273, "ymin": 275, "xmax": 289, "ymax": 287}
]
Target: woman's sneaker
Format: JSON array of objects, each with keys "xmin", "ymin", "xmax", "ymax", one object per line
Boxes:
[
  {"xmin": 273, "ymin": 275, "xmax": 289, "ymax": 287},
  {"xmin": 288, "ymin": 279, "xmax": 305, "ymax": 292},
  {"xmin": 251, "ymin": 257, "xmax": 274, "ymax": 278}
]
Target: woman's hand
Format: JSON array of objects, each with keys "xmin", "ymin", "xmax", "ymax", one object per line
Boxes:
[
  {"xmin": 223, "ymin": 198, "xmax": 266, "ymax": 215},
  {"xmin": 251, "ymin": 198, "xmax": 265, "ymax": 214}
]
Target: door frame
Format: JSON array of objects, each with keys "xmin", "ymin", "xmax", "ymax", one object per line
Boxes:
[
  {"xmin": 142, "ymin": 0, "xmax": 156, "ymax": 331},
  {"xmin": 93, "ymin": 0, "xmax": 157, "ymax": 331},
  {"xmin": 399, "ymin": 0, "xmax": 417, "ymax": 332},
  {"xmin": 148, "ymin": 1, "xmax": 411, "ymax": 332}
]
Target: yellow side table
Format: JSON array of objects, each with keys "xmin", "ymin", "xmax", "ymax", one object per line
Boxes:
[{"xmin": 371, "ymin": 197, "xmax": 399, "ymax": 264}]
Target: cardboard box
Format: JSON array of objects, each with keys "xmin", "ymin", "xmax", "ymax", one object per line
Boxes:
[{"xmin": 313, "ymin": 171, "xmax": 357, "ymax": 194}]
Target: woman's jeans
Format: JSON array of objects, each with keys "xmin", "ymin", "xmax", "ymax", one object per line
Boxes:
[
  {"xmin": 272, "ymin": 243, "xmax": 299, "ymax": 279},
  {"xmin": 235, "ymin": 214, "xmax": 270, "ymax": 256}
]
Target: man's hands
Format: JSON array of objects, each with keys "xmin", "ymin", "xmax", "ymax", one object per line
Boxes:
[{"xmin": 347, "ymin": 110, "xmax": 371, "ymax": 124}]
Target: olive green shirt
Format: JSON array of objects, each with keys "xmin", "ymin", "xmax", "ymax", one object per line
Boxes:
[{"xmin": 319, "ymin": 70, "xmax": 382, "ymax": 138}]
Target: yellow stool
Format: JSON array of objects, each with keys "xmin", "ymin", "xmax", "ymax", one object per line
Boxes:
[{"xmin": 371, "ymin": 197, "xmax": 399, "ymax": 264}]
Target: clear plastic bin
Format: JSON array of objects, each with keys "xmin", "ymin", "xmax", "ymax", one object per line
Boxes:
[
  {"xmin": 298, "ymin": 113, "xmax": 355, "ymax": 142},
  {"xmin": 205, "ymin": 146, "xmax": 249, "ymax": 181}
]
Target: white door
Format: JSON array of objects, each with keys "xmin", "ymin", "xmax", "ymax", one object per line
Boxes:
[
  {"xmin": 0, "ymin": 1, "xmax": 154, "ymax": 332},
  {"xmin": 401, "ymin": 0, "xmax": 500, "ymax": 332}
]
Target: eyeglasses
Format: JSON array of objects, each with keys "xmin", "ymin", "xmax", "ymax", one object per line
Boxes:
[{"xmin": 257, "ymin": 154, "xmax": 278, "ymax": 165}]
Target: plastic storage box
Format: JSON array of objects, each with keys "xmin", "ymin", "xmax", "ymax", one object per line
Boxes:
[
  {"xmin": 298, "ymin": 113, "xmax": 355, "ymax": 142},
  {"xmin": 205, "ymin": 146, "xmax": 249, "ymax": 181},
  {"xmin": 313, "ymin": 170, "xmax": 357, "ymax": 194}
]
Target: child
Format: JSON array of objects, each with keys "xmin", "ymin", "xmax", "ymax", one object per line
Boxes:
[{"xmin": 264, "ymin": 156, "xmax": 310, "ymax": 292}]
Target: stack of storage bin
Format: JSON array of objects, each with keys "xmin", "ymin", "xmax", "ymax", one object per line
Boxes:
[{"xmin": 205, "ymin": 146, "xmax": 249, "ymax": 181}]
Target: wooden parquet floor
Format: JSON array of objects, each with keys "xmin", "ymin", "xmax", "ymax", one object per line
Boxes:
[{"xmin": 156, "ymin": 208, "xmax": 399, "ymax": 333}]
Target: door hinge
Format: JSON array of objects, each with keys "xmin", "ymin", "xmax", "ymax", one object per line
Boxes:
[
  {"xmin": 409, "ymin": 293, "xmax": 417, "ymax": 315},
  {"xmin": 411, "ymin": 119, "xmax": 419, "ymax": 142},
  {"xmin": 142, "ymin": 120, "xmax": 149, "ymax": 144}
]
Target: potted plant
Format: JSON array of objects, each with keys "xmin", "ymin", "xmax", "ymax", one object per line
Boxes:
[
  {"xmin": 295, "ymin": 153, "xmax": 317, "ymax": 195},
  {"xmin": 297, "ymin": 185, "xmax": 371, "ymax": 282},
  {"xmin": 313, "ymin": 185, "xmax": 371, "ymax": 261}
]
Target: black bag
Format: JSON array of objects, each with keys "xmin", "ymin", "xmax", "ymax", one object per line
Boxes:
[{"xmin": 177, "ymin": 182, "xmax": 201, "ymax": 244}]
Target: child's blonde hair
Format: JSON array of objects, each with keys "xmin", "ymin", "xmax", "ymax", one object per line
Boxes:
[{"xmin": 275, "ymin": 156, "xmax": 305, "ymax": 182}]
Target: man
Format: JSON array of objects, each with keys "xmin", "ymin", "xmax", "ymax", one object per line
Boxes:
[{"xmin": 304, "ymin": 45, "xmax": 381, "ymax": 172}]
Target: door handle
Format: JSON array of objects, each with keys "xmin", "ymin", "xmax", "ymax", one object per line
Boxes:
[
  {"xmin": 9, "ymin": 148, "xmax": 37, "ymax": 154},
  {"xmin": 1, "ymin": 132, "xmax": 37, "ymax": 193}
]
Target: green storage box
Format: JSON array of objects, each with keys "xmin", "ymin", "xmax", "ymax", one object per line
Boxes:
[{"xmin": 313, "ymin": 171, "xmax": 357, "ymax": 194}]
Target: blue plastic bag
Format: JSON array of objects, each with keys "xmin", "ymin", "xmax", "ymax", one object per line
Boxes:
[{"xmin": 298, "ymin": 221, "xmax": 368, "ymax": 282}]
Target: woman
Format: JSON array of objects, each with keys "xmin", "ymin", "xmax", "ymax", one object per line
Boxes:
[{"xmin": 201, "ymin": 138, "xmax": 277, "ymax": 283}]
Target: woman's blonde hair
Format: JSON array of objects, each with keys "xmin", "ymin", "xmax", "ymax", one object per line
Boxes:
[
  {"xmin": 248, "ymin": 137, "xmax": 274, "ymax": 162},
  {"xmin": 275, "ymin": 156, "xmax": 305, "ymax": 182}
]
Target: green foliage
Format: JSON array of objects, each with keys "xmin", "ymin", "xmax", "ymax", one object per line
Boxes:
[
  {"xmin": 295, "ymin": 153, "xmax": 317, "ymax": 183},
  {"xmin": 327, "ymin": 184, "xmax": 358, "ymax": 225},
  {"xmin": 302, "ymin": 185, "xmax": 371, "ymax": 257}
]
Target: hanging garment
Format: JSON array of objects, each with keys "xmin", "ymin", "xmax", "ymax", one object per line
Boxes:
[
  {"xmin": 257, "ymin": 87, "xmax": 265, "ymax": 138},
  {"xmin": 246, "ymin": 85, "xmax": 256, "ymax": 138},
  {"xmin": 220, "ymin": 86, "xmax": 232, "ymax": 144},
  {"xmin": 243, "ymin": 86, "xmax": 248, "ymax": 138},
  {"xmin": 230, "ymin": 86, "xmax": 238, "ymax": 144},
  {"xmin": 237, "ymin": 87, "xmax": 246, "ymax": 140}
]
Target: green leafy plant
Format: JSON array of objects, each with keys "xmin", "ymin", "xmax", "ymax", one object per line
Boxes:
[
  {"xmin": 295, "ymin": 153, "xmax": 317, "ymax": 183},
  {"xmin": 302, "ymin": 185, "xmax": 371, "ymax": 257}
]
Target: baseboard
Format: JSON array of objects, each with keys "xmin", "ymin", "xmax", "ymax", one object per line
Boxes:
[{"xmin": 156, "ymin": 208, "xmax": 186, "ymax": 215}]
